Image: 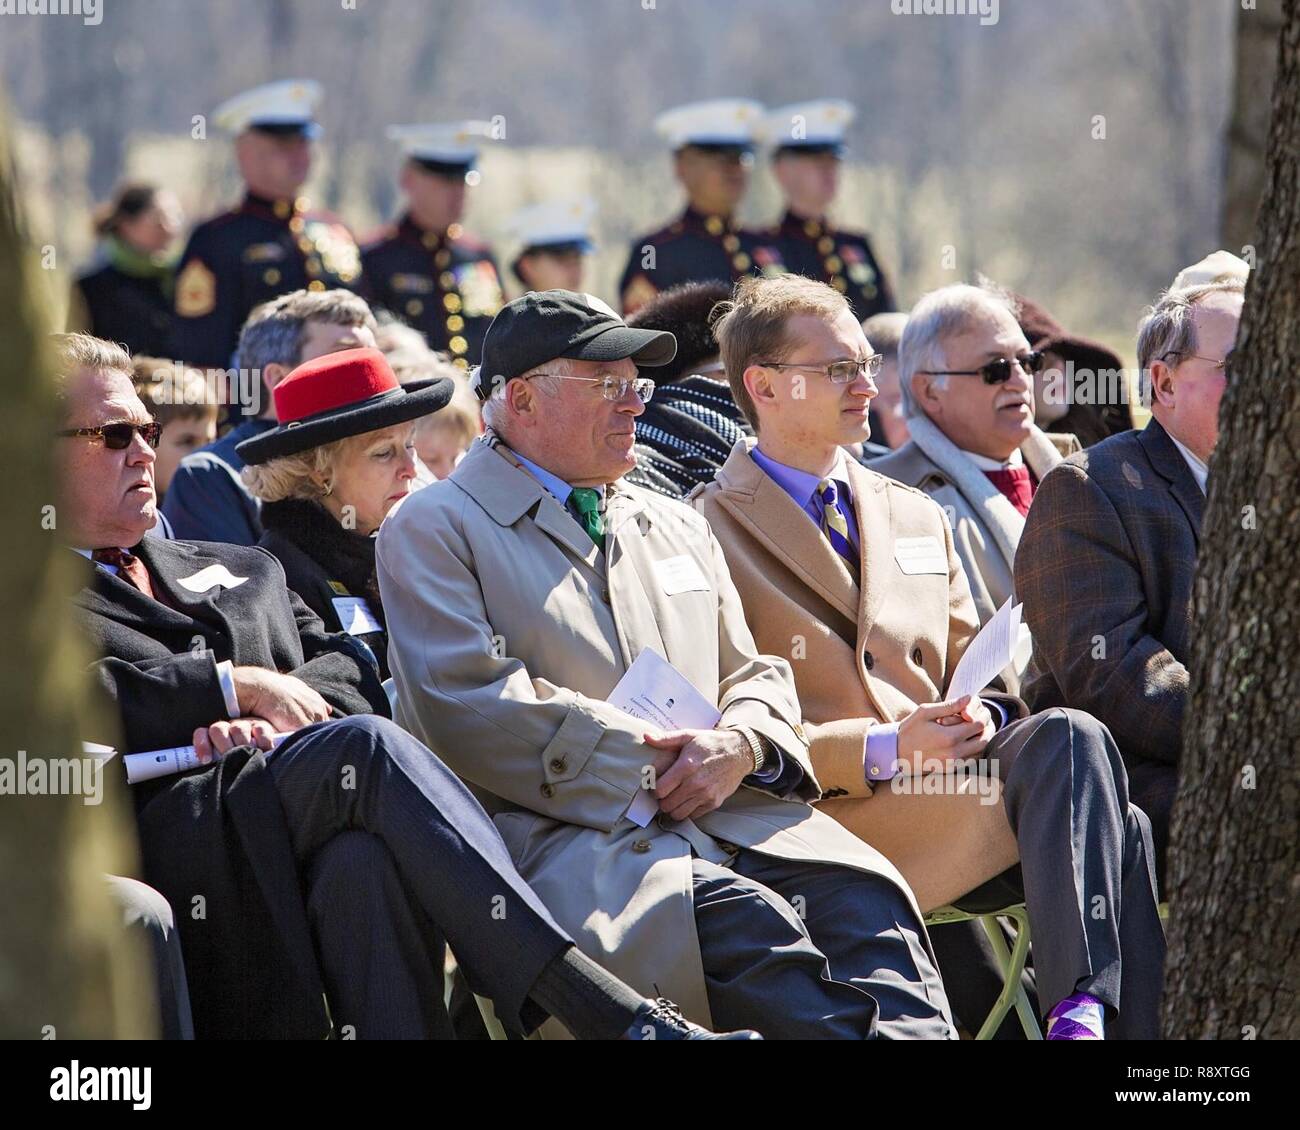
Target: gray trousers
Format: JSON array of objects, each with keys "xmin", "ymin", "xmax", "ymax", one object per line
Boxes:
[
  {"xmin": 692, "ymin": 851, "xmax": 956, "ymax": 1040},
  {"xmin": 980, "ymin": 707, "xmax": 1166, "ymax": 1039},
  {"xmin": 106, "ymin": 875, "xmax": 194, "ymax": 1040}
]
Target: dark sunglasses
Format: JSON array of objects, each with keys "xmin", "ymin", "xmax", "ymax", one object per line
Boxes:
[
  {"xmin": 56, "ymin": 421, "xmax": 162, "ymax": 450},
  {"xmin": 918, "ymin": 350, "xmax": 1046, "ymax": 386}
]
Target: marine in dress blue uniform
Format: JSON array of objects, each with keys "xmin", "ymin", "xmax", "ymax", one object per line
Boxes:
[
  {"xmin": 619, "ymin": 99, "xmax": 785, "ymax": 315},
  {"xmin": 764, "ymin": 100, "xmax": 895, "ymax": 322},
  {"xmin": 361, "ymin": 122, "xmax": 506, "ymax": 370},
  {"xmin": 170, "ymin": 81, "xmax": 362, "ymax": 368}
]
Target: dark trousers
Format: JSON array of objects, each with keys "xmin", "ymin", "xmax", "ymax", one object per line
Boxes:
[
  {"xmin": 984, "ymin": 707, "xmax": 1166, "ymax": 1039},
  {"xmin": 106, "ymin": 875, "xmax": 194, "ymax": 1040},
  {"xmin": 267, "ymin": 715, "xmax": 572, "ymax": 1035},
  {"xmin": 1125, "ymin": 757, "xmax": 1178, "ymax": 894},
  {"xmin": 691, "ymin": 850, "xmax": 955, "ymax": 1040}
]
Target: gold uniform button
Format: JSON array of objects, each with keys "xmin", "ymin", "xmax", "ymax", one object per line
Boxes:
[
  {"xmin": 262, "ymin": 267, "xmax": 282, "ymax": 285},
  {"xmin": 298, "ymin": 238, "xmax": 314, "ymax": 253},
  {"xmin": 443, "ymin": 293, "xmax": 462, "ymax": 313},
  {"xmin": 817, "ymin": 236, "xmax": 835, "ymax": 254},
  {"xmin": 831, "ymin": 276, "xmax": 848, "ymax": 292},
  {"xmin": 704, "ymin": 216, "xmax": 724, "ymax": 236},
  {"xmin": 804, "ymin": 220, "xmax": 822, "ymax": 238},
  {"xmin": 445, "ymin": 313, "xmax": 465, "ymax": 332},
  {"xmin": 434, "ymin": 249, "xmax": 452, "ymax": 269},
  {"xmin": 448, "ymin": 335, "xmax": 468, "ymax": 355},
  {"xmin": 406, "ymin": 298, "xmax": 424, "ymax": 317},
  {"xmin": 288, "ymin": 217, "xmax": 305, "ymax": 233},
  {"xmin": 721, "ymin": 234, "xmax": 740, "ymax": 252},
  {"xmin": 446, "ymin": 222, "xmax": 464, "ymax": 241},
  {"xmin": 731, "ymin": 252, "xmax": 751, "ymax": 272},
  {"xmin": 439, "ymin": 270, "xmax": 457, "ymax": 288},
  {"xmin": 632, "ymin": 839, "xmax": 652, "ymax": 854},
  {"xmin": 824, "ymin": 255, "xmax": 843, "ymax": 273},
  {"xmin": 540, "ymin": 783, "xmax": 555, "ymax": 799},
  {"xmin": 307, "ymin": 280, "xmax": 326, "ymax": 292},
  {"xmin": 273, "ymin": 199, "xmax": 292, "ymax": 219},
  {"xmin": 452, "ymin": 357, "xmax": 468, "ymax": 371},
  {"xmin": 304, "ymin": 260, "xmax": 320, "ymax": 278}
]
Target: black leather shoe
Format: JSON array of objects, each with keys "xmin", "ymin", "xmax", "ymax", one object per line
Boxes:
[{"xmin": 621, "ymin": 998, "xmax": 762, "ymax": 1040}]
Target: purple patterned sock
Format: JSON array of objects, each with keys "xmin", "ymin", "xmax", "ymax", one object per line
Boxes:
[{"xmin": 1046, "ymin": 992, "xmax": 1105, "ymax": 1040}]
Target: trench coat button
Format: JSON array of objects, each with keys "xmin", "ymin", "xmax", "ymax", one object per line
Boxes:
[
  {"xmin": 632, "ymin": 838, "xmax": 652, "ymax": 853},
  {"xmin": 863, "ymin": 650, "xmax": 875, "ymax": 670},
  {"xmin": 912, "ymin": 647, "xmax": 924, "ymax": 666},
  {"xmin": 549, "ymin": 757, "xmax": 566, "ymax": 773},
  {"xmin": 540, "ymin": 783, "xmax": 555, "ymax": 798}
]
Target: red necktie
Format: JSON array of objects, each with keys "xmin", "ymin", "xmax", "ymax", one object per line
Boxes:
[
  {"xmin": 983, "ymin": 465, "xmax": 1035, "ymax": 518},
  {"xmin": 92, "ymin": 547, "xmax": 159, "ymax": 602}
]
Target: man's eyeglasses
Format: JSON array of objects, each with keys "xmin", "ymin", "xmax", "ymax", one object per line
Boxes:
[
  {"xmin": 527, "ymin": 373, "xmax": 656, "ymax": 403},
  {"xmin": 758, "ymin": 355, "xmax": 884, "ymax": 384},
  {"xmin": 917, "ymin": 351, "xmax": 1045, "ymax": 386},
  {"xmin": 1161, "ymin": 350, "xmax": 1232, "ymax": 373},
  {"xmin": 56, "ymin": 421, "xmax": 161, "ymax": 450}
]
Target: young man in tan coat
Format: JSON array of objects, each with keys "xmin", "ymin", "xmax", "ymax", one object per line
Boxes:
[{"xmin": 690, "ymin": 274, "xmax": 1166, "ymax": 1040}]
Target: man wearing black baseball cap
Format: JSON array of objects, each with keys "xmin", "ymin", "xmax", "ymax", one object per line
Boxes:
[{"xmin": 378, "ymin": 289, "xmax": 955, "ymax": 1039}]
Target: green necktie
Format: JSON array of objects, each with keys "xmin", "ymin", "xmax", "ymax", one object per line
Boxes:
[{"xmin": 569, "ymin": 487, "xmax": 605, "ymax": 551}]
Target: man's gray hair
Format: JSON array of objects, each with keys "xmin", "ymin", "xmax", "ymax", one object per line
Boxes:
[
  {"xmin": 897, "ymin": 282, "xmax": 1019, "ymax": 419},
  {"xmin": 235, "ymin": 288, "xmax": 377, "ymax": 373},
  {"xmin": 479, "ymin": 357, "xmax": 570, "ymax": 434},
  {"xmin": 1136, "ymin": 279, "xmax": 1246, "ymax": 401},
  {"xmin": 48, "ymin": 332, "xmax": 133, "ymax": 412}
]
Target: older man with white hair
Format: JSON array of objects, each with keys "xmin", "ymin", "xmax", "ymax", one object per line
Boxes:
[
  {"xmin": 1016, "ymin": 277, "xmax": 1246, "ymax": 886},
  {"xmin": 869, "ymin": 283, "xmax": 1079, "ymax": 692},
  {"xmin": 378, "ymin": 289, "xmax": 957, "ymax": 1039}
]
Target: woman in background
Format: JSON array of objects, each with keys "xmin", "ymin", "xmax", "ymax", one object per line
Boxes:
[{"xmin": 72, "ymin": 182, "xmax": 183, "ymax": 357}]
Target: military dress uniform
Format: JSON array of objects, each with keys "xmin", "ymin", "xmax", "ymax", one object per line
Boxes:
[
  {"xmin": 619, "ymin": 207, "xmax": 784, "ymax": 315},
  {"xmin": 771, "ymin": 210, "xmax": 894, "ymax": 321},
  {"xmin": 762, "ymin": 99, "xmax": 896, "ymax": 322},
  {"xmin": 169, "ymin": 79, "xmax": 361, "ymax": 368},
  {"xmin": 172, "ymin": 192, "xmax": 362, "ymax": 367},
  {"xmin": 360, "ymin": 216, "xmax": 504, "ymax": 369}
]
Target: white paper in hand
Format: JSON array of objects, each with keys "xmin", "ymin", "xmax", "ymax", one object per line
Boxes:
[
  {"xmin": 607, "ymin": 648, "xmax": 721, "ymax": 826},
  {"xmin": 945, "ymin": 597, "xmax": 1022, "ymax": 703}
]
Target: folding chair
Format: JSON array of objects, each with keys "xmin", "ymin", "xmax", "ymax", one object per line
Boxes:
[{"xmin": 924, "ymin": 903, "xmax": 1041, "ymax": 1040}]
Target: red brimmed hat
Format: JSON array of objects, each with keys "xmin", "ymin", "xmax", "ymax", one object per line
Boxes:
[{"xmin": 237, "ymin": 347, "xmax": 454, "ymax": 465}]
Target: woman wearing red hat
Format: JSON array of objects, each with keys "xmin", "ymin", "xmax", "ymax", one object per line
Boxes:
[{"xmin": 239, "ymin": 347, "xmax": 453, "ymax": 680}]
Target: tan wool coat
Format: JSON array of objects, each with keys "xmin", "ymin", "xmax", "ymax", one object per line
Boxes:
[
  {"xmin": 690, "ymin": 439, "xmax": 1021, "ymax": 911},
  {"xmin": 376, "ymin": 438, "xmax": 932, "ymax": 1033}
]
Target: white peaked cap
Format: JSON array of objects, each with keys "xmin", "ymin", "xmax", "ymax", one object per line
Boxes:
[
  {"xmin": 507, "ymin": 197, "xmax": 597, "ymax": 250},
  {"xmin": 762, "ymin": 99, "xmax": 856, "ymax": 149},
  {"xmin": 385, "ymin": 121, "xmax": 499, "ymax": 166},
  {"xmin": 652, "ymin": 99, "xmax": 765, "ymax": 149},
  {"xmin": 212, "ymin": 80, "xmax": 322, "ymax": 135}
]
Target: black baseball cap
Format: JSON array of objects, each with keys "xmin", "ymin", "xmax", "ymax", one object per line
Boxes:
[{"xmin": 472, "ymin": 289, "xmax": 677, "ymax": 400}]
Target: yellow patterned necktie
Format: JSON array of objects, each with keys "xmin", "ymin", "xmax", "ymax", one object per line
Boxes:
[{"xmin": 817, "ymin": 478, "xmax": 858, "ymax": 577}]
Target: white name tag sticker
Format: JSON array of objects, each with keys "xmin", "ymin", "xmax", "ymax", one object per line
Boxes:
[
  {"xmin": 654, "ymin": 554, "xmax": 710, "ymax": 596},
  {"xmin": 332, "ymin": 596, "xmax": 383, "ymax": 636},
  {"xmin": 175, "ymin": 564, "xmax": 249, "ymax": 593},
  {"xmin": 893, "ymin": 536, "xmax": 948, "ymax": 576}
]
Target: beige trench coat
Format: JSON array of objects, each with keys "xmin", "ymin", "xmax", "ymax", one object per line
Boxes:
[{"xmin": 376, "ymin": 438, "xmax": 930, "ymax": 1033}]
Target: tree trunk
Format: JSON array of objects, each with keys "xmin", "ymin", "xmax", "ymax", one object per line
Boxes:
[
  {"xmin": 1222, "ymin": 0, "xmax": 1287, "ymax": 253},
  {"xmin": 0, "ymin": 95, "xmax": 152, "ymax": 1038},
  {"xmin": 1162, "ymin": 0, "xmax": 1299, "ymax": 1040}
]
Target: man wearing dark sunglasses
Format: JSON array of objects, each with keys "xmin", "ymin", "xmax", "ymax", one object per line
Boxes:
[{"xmin": 870, "ymin": 283, "xmax": 1080, "ymax": 695}]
